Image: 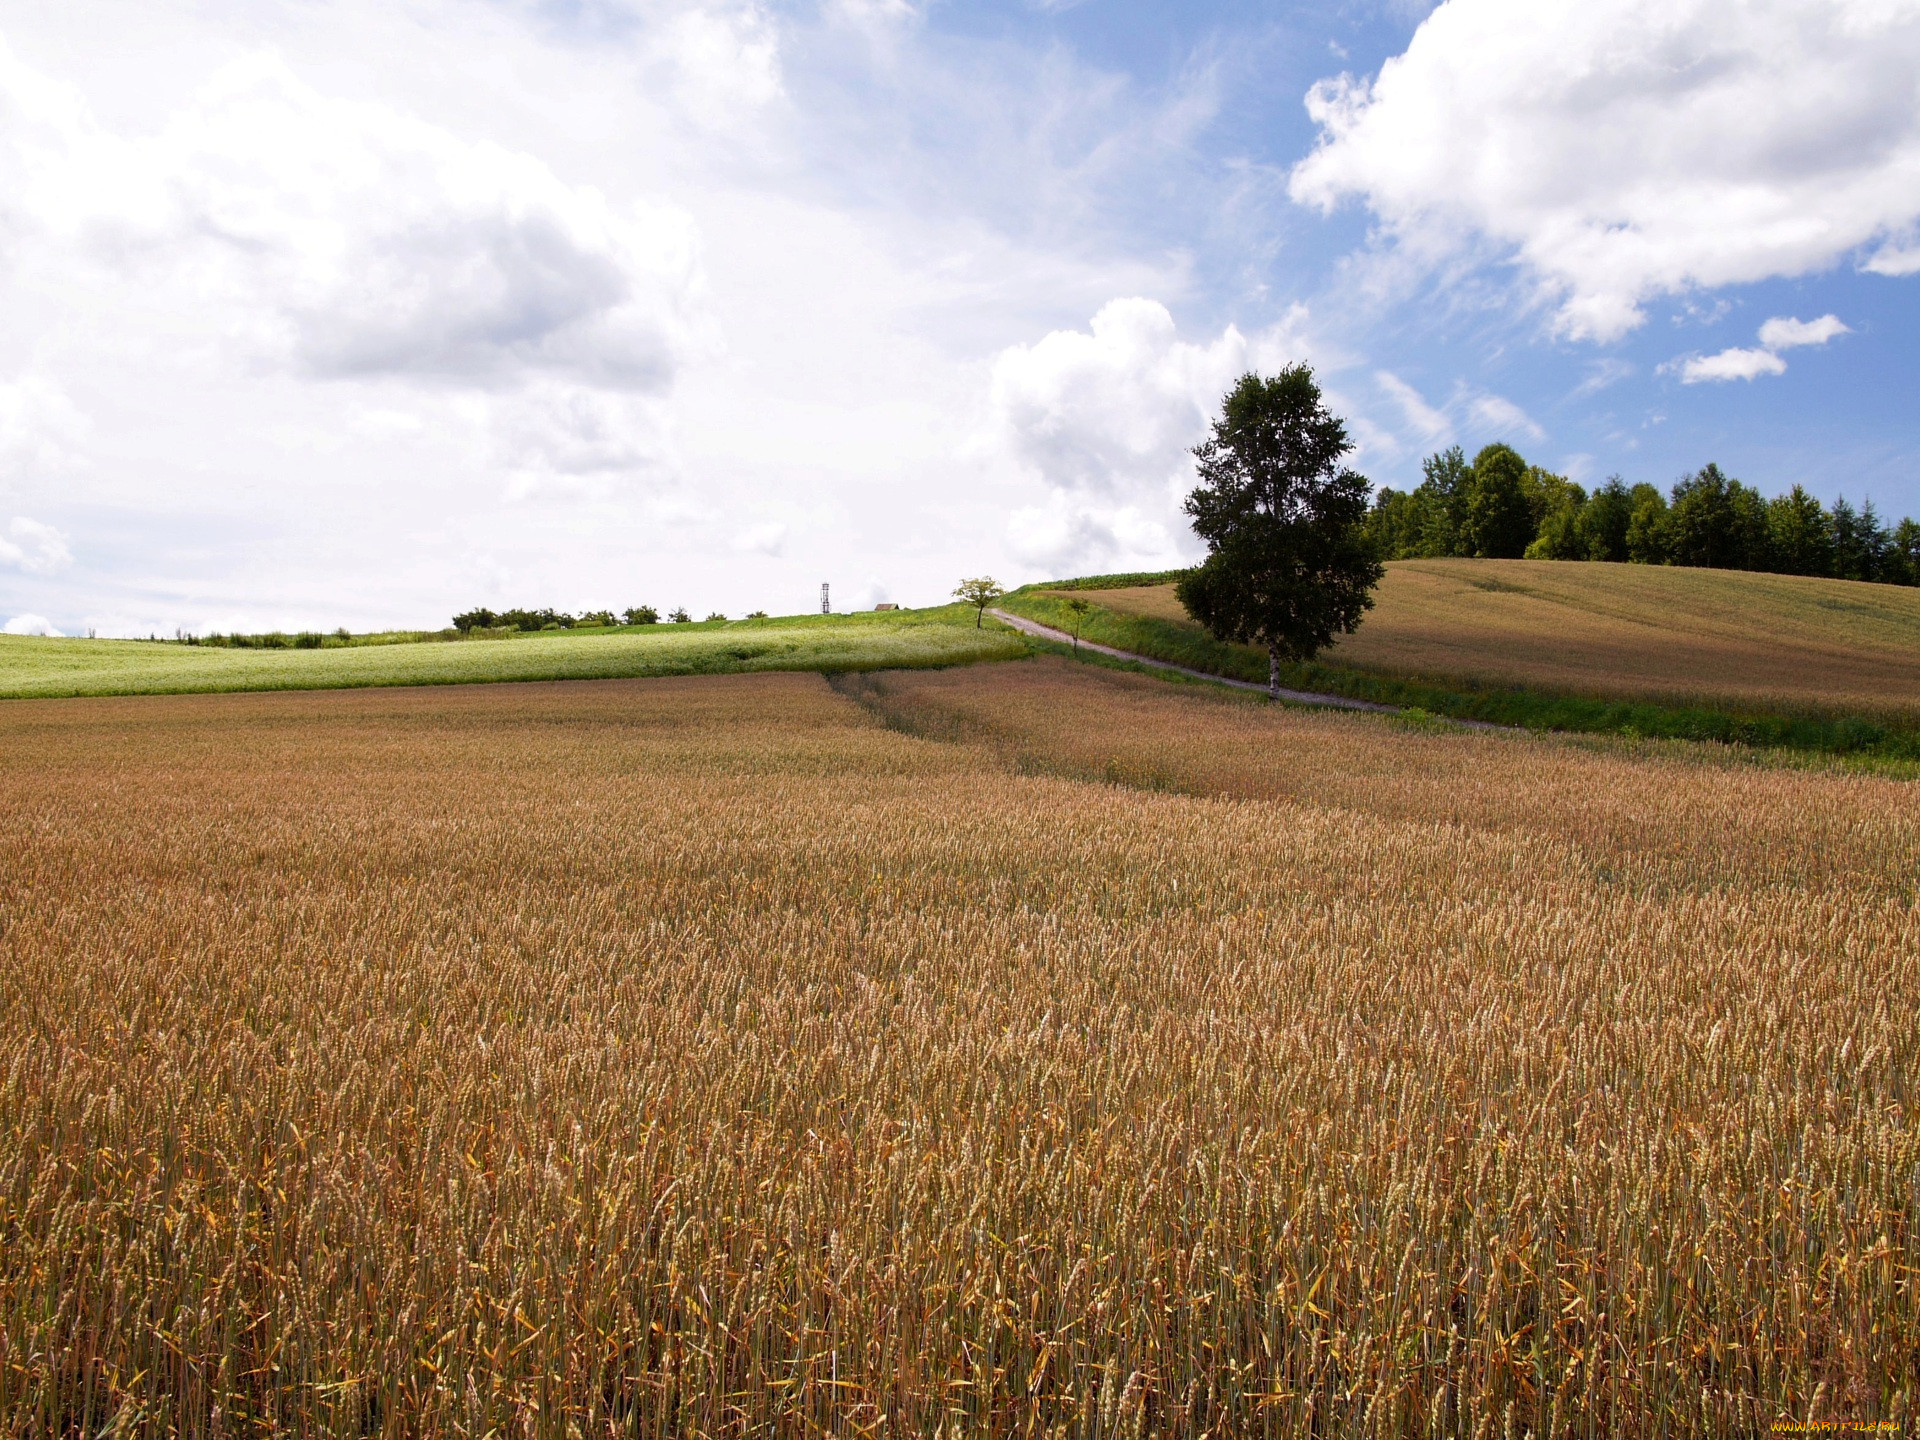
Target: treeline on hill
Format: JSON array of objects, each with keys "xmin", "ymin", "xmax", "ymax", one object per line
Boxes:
[
  {"xmin": 452, "ymin": 605, "xmax": 759, "ymax": 631},
  {"xmin": 454, "ymin": 606, "xmax": 646, "ymax": 631},
  {"xmin": 1366, "ymin": 444, "xmax": 1920, "ymax": 584},
  {"xmin": 453, "ymin": 610, "xmax": 648, "ymax": 629}
]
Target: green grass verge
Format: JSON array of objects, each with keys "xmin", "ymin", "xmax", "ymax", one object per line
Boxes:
[
  {"xmin": 1002, "ymin": 588, "xmax": 1920, "ymax": 761},
  {"xmin": 1028, "ymin": 569, "xmax": 1194, "ymax": 592},
  {"xmin": 0, "ymin": 607, "xmax": 1025, "ymax": 700}
]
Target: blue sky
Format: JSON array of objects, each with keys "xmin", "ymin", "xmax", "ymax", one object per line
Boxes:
[{"xmin": 1, "ymin": 0, "xmax": 1917, "ymax": 633}]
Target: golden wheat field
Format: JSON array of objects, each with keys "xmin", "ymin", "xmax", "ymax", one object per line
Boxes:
[
  {"xmin": 1083, "ymin": 560, "xmax": 1920, "ymax": 719},
  {"xmin": 2, "ymin": 660, "xmax": 1916, "ymax": 1437}
]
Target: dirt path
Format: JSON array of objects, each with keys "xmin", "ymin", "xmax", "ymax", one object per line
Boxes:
[{"xmin": 987, "ymin": 609, "xmax": 1402, "ymax": 713}]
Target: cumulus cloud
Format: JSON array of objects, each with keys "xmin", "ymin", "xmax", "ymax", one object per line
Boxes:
[
  {"xmin": 989, "ymin": 299, "xmax": 1252, "ymax": 499},
  {"xmin": 1674, "ymin": 347, "xmax": 1789, "ymax": 384},
  {"xmin": 985, "ymin": 298, "xmax": 1292, "ymax": 571},
  {"xmin": 1289, "ymin": 0, "xmax": 1920, "ymax": 340},
  {"xmin": 2, "ymin": 612, "xmax": 62, "ymax": 636},
  {"xmin": 1003, "ymin": 493, "xmax": 1178, "ymax": 573},
  {"xmin": 2, "ymin": 48, "xmax": 708, "ymax": 392},
  {"xmin": 1668, "ymin": 312, "xmax": 1848, "ymax": 382},
  {"xmin": 1757, "ymin": 313, "xmax": 1850, "ymax": 349},
  {"xmin": 0, "ymin": 516, "xmax": 71, "ymax": 573},
  {"xmin": 1864, "ymin": 236, "xmax": 1920, "ymax": 276}
]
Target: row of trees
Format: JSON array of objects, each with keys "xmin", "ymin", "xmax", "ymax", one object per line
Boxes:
[
  {"xmin": 454, "ymin": 606, "xmax": 665, "ymax": 631},
  {"xmin": 1366, "ymin": 444, "xmax": 1920, "ymax": 585},
  {"xmin": 452, "ymin": 606, "xmax": 761, "ymax": 631}
]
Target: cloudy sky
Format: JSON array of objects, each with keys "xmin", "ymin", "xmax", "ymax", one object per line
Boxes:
[{"xmin": 2, "ymin": 0, "xmax": 1917, "ymax": 634}]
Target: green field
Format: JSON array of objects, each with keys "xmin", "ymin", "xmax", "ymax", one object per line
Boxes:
[{"xmin": 0, "ymin": 609, "xmax": 1024, "ymax": 700}]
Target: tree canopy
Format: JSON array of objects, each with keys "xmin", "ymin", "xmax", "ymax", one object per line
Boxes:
[
  {"xmin": 1176, "ymin": 367, "xmax": 1384, "ymax": 698},
  {"xmin": 953, "ymin": 577, "xmax": 1006, "ymax": 628},
  {"xmin": 1365, "ymin": 451, "xmax": 1920, "ymax": 586}
]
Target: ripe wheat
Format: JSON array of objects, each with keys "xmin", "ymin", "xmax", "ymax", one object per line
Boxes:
[
  {"xmin": 1084, "ymin": 560, "xmax": 1920, "ymax": 721},
  {"xmin": 1, "ymin": 664, "xmax": 1914, "ymax": 1435}
]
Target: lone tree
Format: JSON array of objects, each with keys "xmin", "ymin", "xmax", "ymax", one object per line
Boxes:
[
  {"xmin": 953, "ymin": 577, "xmax": 1006, "ymax": 628},
  {"xmin": 1063, "ymin": 596, "xmax": 1091, "ymax": 653},
  {"xmin": 1176, "ymin": 366, "xmax": 1383, "ymax": 699}
]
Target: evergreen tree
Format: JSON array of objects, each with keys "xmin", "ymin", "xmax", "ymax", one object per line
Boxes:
[
  {"xmin": 1665, "ymin": 464, "xmax": 1768, "ymax": 570},
  {"xmin": 1765, "ymin": 486, "xmax": 1833, "ymax": 577},
  {"xmin": 1829, "ymin": 499, "xmax": 1891, "ymax": 582},
  {"xmin": 1891, "ymin": 519, "xmax": 1920, "ymax": 586},
  {"xmin": 1575, "ymin": 477, "xmax": 1635, "ymax": 562}
]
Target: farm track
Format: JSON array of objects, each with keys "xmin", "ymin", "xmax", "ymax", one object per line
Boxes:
[
  {"xmin": 991, "ymin": 606, "xmax": 1515, "ymax": 729},
  {"xmin": 990, "ymin": 607, "xmax": 1393, "ymax": 709}
]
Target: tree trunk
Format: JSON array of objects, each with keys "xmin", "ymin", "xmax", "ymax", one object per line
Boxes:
[{"xmin": 1268, "ymin": 642, "xmax": 1280, "ymax": 701}]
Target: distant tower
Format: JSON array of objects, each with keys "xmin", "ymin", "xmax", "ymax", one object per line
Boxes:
[{"xmin": 821, "ymin": 582, "xmax": 831, "ymax": 615}]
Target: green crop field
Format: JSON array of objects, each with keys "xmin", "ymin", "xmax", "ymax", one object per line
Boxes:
[{"xmin": 0, "ymin": 609, "xmax": 1023, "ymax": 700}]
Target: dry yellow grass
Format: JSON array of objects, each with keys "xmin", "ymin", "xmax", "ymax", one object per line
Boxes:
[
  {"xmin": 1083, "ymin": 560, "xmax": 1920, "ymax": 719},
  {"xmin": 2, "ymin": 662, "xmax": 1915, "ymax": 1436}
]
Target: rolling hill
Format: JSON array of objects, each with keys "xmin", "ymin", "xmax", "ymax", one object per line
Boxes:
[{"xmin": 1008, "ymin": 559, "xmax": 1920, "ymax": 754}]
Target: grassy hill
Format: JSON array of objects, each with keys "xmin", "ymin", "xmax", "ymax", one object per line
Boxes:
[
  {"xmin": 1006, "ymin": 560, "xmax": 1920, "ymax": 758},
  {"xmin": 0, "ymin": 607, "xmax": 1023, "ymax": 700}
]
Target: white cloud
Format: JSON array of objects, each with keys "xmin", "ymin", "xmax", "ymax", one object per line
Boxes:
[
  {"xmin": 988, "ymin": 298, "xmax": 1259, "ymax": 500},
  {"xmin": 1290, "ymin": 0, "xmax": 1920, "ymax": 340},
  {"xmin": 1667, "ymin": 312, "xmax": 1848, "ymax": 382},
  {"xmin": 732, "ymin": 522, "xmax": 787, "ymax": 556},
  {"xmin": 0, "ymin": 516, "xmax": 71, "ymax": 573},
  {"xmin": 1571, "ymin": 358, "xmax": 1635, "ymax": 398},
  {"xmin": 0, "ymin": 376, "xmax": 86, "ymax": 476},
  {"xmin": 1465, "ymin": 393, "xmax": 1544, "ymax": 442},
  {"xmin": 3, "ymin": 612, "xmax": 62, "ymax": 636},
  {"xmin": 653, "ymin": 5, "xmax": 783, "ymax": 130},
  {"xmin": 1757, "ymin": 313, "xmax": 1850, "ymax": 349},
  {"xmin": 3, "ymin": 48, "xmax": 709, "ymax": 393},
  {"xmin": 1863, "ymin": 237, "xmax": 1920, "ymax": 276},
  {"xmin": 0, "ymin": 2, "xmax": 1236, "ymax": 626},
  {"xmin": 981, "ymin": 298, "xmax": 1339, "ymax": 573},
  {"xmin": 488, "ymin": 384, "xmax": 679, "ymax": 499},
  {"xmin": 1673, "ymin": 347, "xmax": 1789, "ymax": 384},
  {"xmin": 1374, "ymin": 371, "xmax": 1451, "ymax": 444},
  {"xmin": 983, "ymin": 298, "xmax": 1294, "ymax": 572},
  {"xmin": 1003, "ymin": 493, "xmax": 1177, "ymax": 574}
]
